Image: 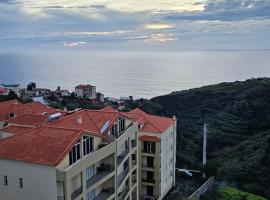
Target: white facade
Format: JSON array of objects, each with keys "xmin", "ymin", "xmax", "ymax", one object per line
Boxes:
[{"xmin": 0, "ymin": 159, "xmax": 58, "ymax": 200}]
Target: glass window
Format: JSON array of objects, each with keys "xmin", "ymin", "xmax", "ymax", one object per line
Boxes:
[
  {"xmin": 69, "ymin": 139, "xmax": 81, "ymax": 165},
  {"xmin": 4, "ymin": 176, "xmax": 8, "ymax": 186},
  {"xmin": 19, "ymin": 178, "xmax": 23, "ymax": 188},
  {"xmin": 119, "ymin": 118, "xmax": 125, "ymax": 133},
  {"xmin": 86, "ymin": 189, "xmax": 95, "ymax": 200},
  {"xmin": 111, "ymin": 123, "xmax": 118, "ymax": 136},
  {"xmin": 86, "ymin": 165, "xmax": 96, "ymax": 180},
  {"xmin": 83, "ymin": 136, "xmax": 93, "ymax": 156}
]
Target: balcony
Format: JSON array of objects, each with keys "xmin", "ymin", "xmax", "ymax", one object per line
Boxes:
[
  {"xmin": 132, "ymin": 192, "xmax": 137, "ymax": 200},
  {"xmin": 118, "ymin": 186, "xmax": 129, "ymax": 200},
  {"xmin": 131, "ymin": 140, "xmax": 137, "ymax": 148},
  {"xmin": 142, "ymin": 164, "xmax": 154, "ymax": 169},
  {"xmin": 86, "ymin": 164, "xmax": 114, "ymax": 188},
  {"xmin": 141, "ymin": 195, "xmax": 157, "ymax": 200},
  {"xmin": 93, "ymin": 188, "xmax": 114, "ymax": 200},
  {"xmin": 142, "ymin": 178, "xmax": 155, "ymax": 184},
  {"xmin": 117, "ymin": 149, "xmax": 129, "ymax": 165},
  {"xmin": 142, "ymin": 149, "xmax": 155, "ymax": 154},
  {"xmin": 118, "ymin": 167, "xmax": 129, "ymax": 187},
  {"xmin": 71, "ymin": 186, "xmax": 82, "ymax": 200}
]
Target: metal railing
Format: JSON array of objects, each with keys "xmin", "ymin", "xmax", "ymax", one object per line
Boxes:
[
  {"xmin": 93, "ymin": 188, "xmax": 114, "ymax": 200},
  {"xmin": 118, "ymin": 186, "xmax": 130, "ymax": 200},
  {"xmin": 86, "ymin": 164, "xmax": 114, "ymax": 188},
  {"xmin": 118, "ymin": 167, "xmax": 130, "ymax": 187},
  {"xmin": 188, "ymin": 176, "xmax": 214, "ymax": 199},
  {"xmin": 71, "ymin": 186, "xmax": 82, "ymax": 200},
  {"xmin": 142, "ymin": 178, "xmax": 155, "ymax": 184},
  {"xmin": 117, "ymin": 149, "xmax": 129, "ymax": 165}
]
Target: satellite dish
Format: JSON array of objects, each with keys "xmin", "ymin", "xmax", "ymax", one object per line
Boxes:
[{"xmin": 100, "ymin": 120, "xmax": 110, "ymax": 134}]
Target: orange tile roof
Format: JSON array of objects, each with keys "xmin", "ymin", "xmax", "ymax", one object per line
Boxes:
[
  {"xmin": 0, "ymin": 127, "xmax": 83, "ymax": 166},
  {"xmin": 126, "ymin": 108, "xmax": 175, "ymax": 133},
  {"xmin": 0, "ymin": 125, "xmax": 33, "ymax": 135},
  {"xmin": 100, "ymin": 106, "xmax": 117, "ymax": 112},
  {"xmin": 49, "ymin": 109, "xmax": 120, "ymax": 135},
  {"xmin": 139, "ymin": 135, "xmax": 161, "ymax": 142},
  {"xmin": 8, "ymin": 114, "xmax": 49, "ymax": 127}
]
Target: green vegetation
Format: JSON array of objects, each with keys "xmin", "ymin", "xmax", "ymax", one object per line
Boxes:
[
  {"xmin": 201, "ymin": 187, "xmax": 267, "ymax": 200},
  {"xmin": 128, "ymin": 78, "xmax": 270, "ymax": 199}
]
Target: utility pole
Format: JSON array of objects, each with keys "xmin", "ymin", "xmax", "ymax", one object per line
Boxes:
[{"xmin": 202, "ymin": 122, "xmax": 207, "ymax": 179}]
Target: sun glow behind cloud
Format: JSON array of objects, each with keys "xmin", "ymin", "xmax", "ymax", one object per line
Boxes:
[{"xmin": 0, "ymin": 0, "xmax": 270, "ymax": 50}]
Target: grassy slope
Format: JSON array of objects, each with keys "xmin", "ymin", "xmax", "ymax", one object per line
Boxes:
[
  {"xmin": 202, "ymin": 187, "xmax": 267, "ymax": 200},
  {"xmin": 133, "ymin": 78, "xmax": 270, "ymax": 198}
]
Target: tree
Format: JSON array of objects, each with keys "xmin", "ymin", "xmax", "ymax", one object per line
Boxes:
[{"xmin": 27, "ymin": 82, "xmax": 36, "ymax": 91}]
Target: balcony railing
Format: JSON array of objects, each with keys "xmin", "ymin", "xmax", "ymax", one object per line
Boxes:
[
  {"xmin": 141, "ymin": 195, "xmax": 157, "ymax": 200},
  {"xmin": 86, "ymin": 164, "xmax": 114, "ymax": 188},
  {"xmin": 117, "ymin": 149, "xmax": 129, "ymax": 165},
  {"xmin": 93, "ymin": 188, "xmax": 114, "ymax": 200},
  {"xmin": 57, "ymin": 196, "xmax": 65, "ymax": 200},
  {"xmin": 118, "ymin": 186, "xmax": 130, "ymax": 200},
  {"xmin": 142, "ymin": 178, "xmax": 155, "ymax": 184},
  {"xmin": 118, "ymin": 167, "xmax": 129, "ymax": 187},
  {"xmin": 71, "ymin": 186, "xmax": 82, "ymax": 200},
  {"xmin": 142, "ymin": 149, "xmax": 155, "ymax": 154},
  {"xmin": 142, "ymin": 164, "xmax": 154, "ymax": 169},
  {"xmin": 132, "ymin": 192, "xmax": 137, "ymax": 200}
]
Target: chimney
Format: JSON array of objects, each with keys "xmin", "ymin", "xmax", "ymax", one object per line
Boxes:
[{"xmin": 77, "ymin": 115, "xmax": 82, "ymax": 124}]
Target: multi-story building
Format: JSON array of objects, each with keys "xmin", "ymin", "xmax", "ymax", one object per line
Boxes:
[
  {"xmin": 75, "ymin": 84, "xmax": 96, "ymax": 99},
  {"xmin": 124, "ymin": 108, "xmax": 177, "ymax": 200},
  {"xmin": 0, "ymin": 101, "xmax": 176, "ymax": 200},
  {"xmin": 0, "ymin": 84, "xmax": 20, "ymax": 96}
]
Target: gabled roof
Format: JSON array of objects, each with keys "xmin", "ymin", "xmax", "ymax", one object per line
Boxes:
[
  {"xmin": 0, "ymin": 125, "xmax": 33, "ymax": 135},
  {"xmin": 126, "ymin": 108, "xmax": 175, "ymax": 133},
  {"xmin": 49, "ymin": 109, "xmax": 120, "ymax": 135},
  {"xmin": 8, "ymin": 114, "xmax": 49, "ymax": 127},
  {"xmin": 101, "ymin": 106, "xmax": 117, "ymax": 112},
  {"xmin": 0, "ymin": 100, "xmax": 60, "ymax": 122},
  {"xmin": 0, "ymin": 127, "xmax": 83, "ymax": 166}
]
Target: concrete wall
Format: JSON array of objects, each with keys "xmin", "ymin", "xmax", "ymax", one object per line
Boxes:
[
  {"xmin": 0, "ymin": 159, "xmax": 57, "ymax": 200},
  {"xmin": 160, "ymin": 125, "xmax": 174, "ymax": 198}
]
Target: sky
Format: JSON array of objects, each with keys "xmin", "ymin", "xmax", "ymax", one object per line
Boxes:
[{"xmin": 0, "ymin": 0, "xmax": 270, "ymax": 51}]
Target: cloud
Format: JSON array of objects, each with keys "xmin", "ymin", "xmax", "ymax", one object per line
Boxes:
[
  {"xmin": 165, "ymin": 0, "xmax": 270, "ymax": 21},
  {"xmin": 61, "ymin": 41, "xmax": 87, "ymax": 47},
  {"xmin": 144, "ymin": 23, "xmax": 174, "ymax": 30}
]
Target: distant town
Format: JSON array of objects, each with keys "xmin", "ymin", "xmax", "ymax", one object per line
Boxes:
[{"xmin": 0, "ymin": 82, "xmax": 135, "ymax": 111}]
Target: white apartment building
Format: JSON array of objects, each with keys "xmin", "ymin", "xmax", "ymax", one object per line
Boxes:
[
  {"xmin": 0, "ymin": 101, "xmax": 176, "ymax": 200},
  {"xmin": 75, "ymin": 84, "xmax": 96, "ymax": 99}
]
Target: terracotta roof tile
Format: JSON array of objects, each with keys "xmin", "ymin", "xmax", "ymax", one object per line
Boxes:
[
  {"xmin": 0, "ymin": 127, "xmax": 82, "ymax": 166},
  {"xmin": 0, "ymin": 125, "xmax": 33, "ymax": 135},
  {"xmin": 127, "ymin": 108, "xmax": 175, "ymax": 133},
  {"xmin": 8, "ymin": 114, "xmax": 49, "ymax": 127},
  {"xmin": 139, "ymin": 135, "xmax": 161, "ymax": 142}
]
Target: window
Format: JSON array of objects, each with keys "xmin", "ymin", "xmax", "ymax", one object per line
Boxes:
[
  {"xmin": 4, "ymin": 175, "xmax": 8, "ymax": 186},
  {"xmin": 19, "ymin": 178, "xmax": 23, "ymax": 188},
  {"xmin": 69, "ymin": 139, "xmax": 81, "ymax": 165},
  {"xmin": 119, "ymin": 118, "xmax": 125, "ymax": 133},
  {"xmin": 143, "ymin": 141, "xmax": 155, "ymax": 154},
  {"xmin": 86, "ymin": 165, "xmax": 96, "ymax": 180},
  {"xmin": 86, "ymin": 189, "xmax": 95, "ymax": 200},
  {"xmin": 146, "ymin": 186, "xmax": 154, "ymax": 196},
  {"xmin": 111, "ymin": 123, "xmax": 118, "ymax": 136},
  {"xmin": 83, "ymin": 136, "xmax": 93, "ymax": 156}
]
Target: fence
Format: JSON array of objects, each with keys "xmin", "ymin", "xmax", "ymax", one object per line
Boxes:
[{"xmin": 188, "ymin": 176, "xmax": 214, "ymax": 199}]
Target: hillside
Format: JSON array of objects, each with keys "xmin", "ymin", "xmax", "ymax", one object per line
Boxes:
[
  {"xmin": 129, "ymin": 78, "xmax": 270, "ymax": 199},
  {"xmin": 201, "ymin": 187, "xmax": 267, "ymax": 200}
]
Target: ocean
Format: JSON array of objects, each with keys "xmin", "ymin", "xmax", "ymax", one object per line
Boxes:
[{"xmin": 0, "ymin": 50, "xmax": 269, "ymax": 99}]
